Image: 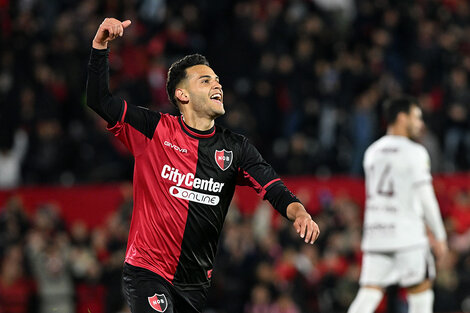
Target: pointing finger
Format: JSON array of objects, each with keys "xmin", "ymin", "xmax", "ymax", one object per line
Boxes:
[{"xmin": 122, "ymin": 20, "xmax": 132, "ymax": 28}]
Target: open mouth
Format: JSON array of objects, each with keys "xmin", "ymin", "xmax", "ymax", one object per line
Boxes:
[{"xmin": 210, "ymin": 93, "xmax": 223, "ymax": 105}]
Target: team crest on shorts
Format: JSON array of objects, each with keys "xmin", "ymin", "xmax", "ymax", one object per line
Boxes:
[
  {"xmin": 148, "ymin": 293, "xmax": 168, "ymax": 312},
  {"xmin": 215, "ymin": 149, "xmax": 233, "ymax": 171}
]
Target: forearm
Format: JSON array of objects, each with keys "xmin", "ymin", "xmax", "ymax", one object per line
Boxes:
[
  {"xmin": 264, "ymin": 182, "xmax": 302, "ymax": 218},
  {"xmin": 417, "ymin": 183, "xmax": 447, "ymax": 241},
  {"xmin": 93, "ymin": 39, "xmax": 108, "ymax": 50},
  {"xmin": 286, "ymin": 202, "xmax": 310, "ymax": 221},
  {"xmin": 86, "ymin": 48, "xmax": 123, "ymax": 125}
]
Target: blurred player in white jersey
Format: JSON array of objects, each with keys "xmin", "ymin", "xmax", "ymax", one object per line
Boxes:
[{"xmin": 347, "ymin": 97, "xmax": 448, "ymax": 313}]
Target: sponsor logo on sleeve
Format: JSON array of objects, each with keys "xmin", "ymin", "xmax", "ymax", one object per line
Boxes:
[
  {"xmin": 148, "ymin": 293, "xmax": 168, "ymax": 312},
  {"xmin": 215, "ymin": 149, "xmax": 233, "ymax": 171}
]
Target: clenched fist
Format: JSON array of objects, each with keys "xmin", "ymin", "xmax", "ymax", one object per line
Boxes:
[{"xmin": 92, "ymin": 18, "xmax": 132, "ymax": 50}]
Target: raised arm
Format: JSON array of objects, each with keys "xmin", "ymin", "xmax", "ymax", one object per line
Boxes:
[
  {"xmin": 86, "ymin": 18, "xmax": 131, "ymax": 125},
  {"xmin": 86, "ymin": 18, "xmax": 161, "ymax": 157}
]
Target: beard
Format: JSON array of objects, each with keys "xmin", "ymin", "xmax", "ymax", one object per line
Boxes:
[{"xmin": 192, "ymin": 95, "xmax": 225, "ymax": 119}]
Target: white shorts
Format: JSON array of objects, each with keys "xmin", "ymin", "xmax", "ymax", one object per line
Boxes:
[{"xmin": 359, "ymin": 246, "xmax": 436, "ymax": 288}]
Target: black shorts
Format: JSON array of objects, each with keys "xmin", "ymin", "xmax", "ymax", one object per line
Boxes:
[{"xmin": 122, "ymin": 263, "xmax": 209, "ymax": 313}]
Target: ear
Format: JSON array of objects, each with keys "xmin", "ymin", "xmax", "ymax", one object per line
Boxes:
[{"xmin": 175, "ymin": 88, "xmax": 189, "ymax": 104}]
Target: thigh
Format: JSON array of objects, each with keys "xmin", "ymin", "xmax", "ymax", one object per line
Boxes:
[
  {"xmin": 396, "ymin": 246, "xmax": 435, "ymax": 287},
  {"xmin": 359, "ymin": 252, "xmax": 398, "ymax": 287},
  {"xmin": 122, "ymin": 264, "xmax": 175, "ymax": 313},
  {"xmin": 174, "ymin": 286, "xmax": 209, "ymax": 313}
]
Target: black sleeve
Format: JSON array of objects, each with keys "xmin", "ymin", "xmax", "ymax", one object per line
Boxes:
[
  {"xmin": 237, "ymin": 138, "xmax": 301, "ymax": 218},
  {"xmin": 86, "ymin": 48, "xmax": 160, "ymax": 139},
  {"xmin": 264, "ymin": 182, "xmax": 302, "ymax": 218},
  {"xmin": 86, "ymin": 48, "xmax": 123, "ymax": 125}
]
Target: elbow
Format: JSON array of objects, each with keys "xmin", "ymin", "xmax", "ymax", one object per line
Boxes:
[{"xmin": 85, "ymin": 79, "xmax": 95, "ymax": 110}]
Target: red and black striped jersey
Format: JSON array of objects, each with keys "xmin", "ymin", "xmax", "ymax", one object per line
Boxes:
[{"xmin": 87, "ymin": 48, "xmax": 300, "ymax": 289}]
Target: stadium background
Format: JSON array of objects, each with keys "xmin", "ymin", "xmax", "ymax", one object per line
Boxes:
[{"xmin": 1, "ymin": 0, "xmax": 470, "ymax": 312}]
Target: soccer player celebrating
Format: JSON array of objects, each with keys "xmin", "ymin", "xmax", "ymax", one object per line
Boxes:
[
  {"xmin": 347, "ymin": 97, "xmax": 448, "ymax": 313},
  {"xmin": 86, "ymin": 18, "xmax": 320, "ymax": 313}
]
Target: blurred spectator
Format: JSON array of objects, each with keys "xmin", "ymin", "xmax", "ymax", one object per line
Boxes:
[
  {"xmin": 0, "ymin": 196, "xmax": 29, "ymax": 255},
  {"xmin": 23, "ymin": 119, "xmax": 69, "ymax": 184},
  {"xmin": 443, "ymin": 102, "xmax": 470, "ymax": 171},
  {"xmin": 448, "ymin": 189, "xmax": 470, "ymax": 234},
  {"xmin": 0, "ymin": 130, "xmax": 28, "ymax": 189},
  {"xmin": 26, "ymin": 205, "xmax": 74, "ymax": 313},
  {"xmin": 0, "ymin": 244, "xmax": 36, "ymax": 313},
  {"xmin": 270, "ymin": 293, "xmax": 300, "ymax": 313},
  {"xmin": 349, "ymin": 88, "xmax": 378, "ymax": 175},
  {"xmin": 244, "ymin": 284, "xmax": 272, "ymax": 313}
]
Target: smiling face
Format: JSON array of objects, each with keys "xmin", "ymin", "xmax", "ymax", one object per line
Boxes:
[{"xmin": 176, "ymin": 64, "xmax": 224, "ymax": 119}]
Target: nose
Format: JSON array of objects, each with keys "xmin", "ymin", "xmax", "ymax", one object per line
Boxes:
[{"xmin": 213, "ymin": 80, "xmax": 222, "ymax": 90}]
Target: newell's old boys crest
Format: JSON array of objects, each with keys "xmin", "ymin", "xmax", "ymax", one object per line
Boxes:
[
  {"xmin": 215, "ymin": 149, "xmax": 233, "ymax": 171},
  {"xmin": 148, "ymin": 293, "xmax": 168, "ymax": 312}
]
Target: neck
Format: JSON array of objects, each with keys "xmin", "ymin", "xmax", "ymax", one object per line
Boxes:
[
  {"xmin": 386, "ymin": 125, "xmax": 407, "ymax": 137},
  {"xmin": 181, "ymin": 112, "xmax": 215, "ymax": 131}
]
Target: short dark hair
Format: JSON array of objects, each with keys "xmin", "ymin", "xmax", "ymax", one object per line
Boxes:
[
  {"xmin": 166, "ymin": 54, "xmax": 210, "ymax": 108},
  {"xmin": 383, "ymin": 96, "xmax": 419, "ymax": 125}
]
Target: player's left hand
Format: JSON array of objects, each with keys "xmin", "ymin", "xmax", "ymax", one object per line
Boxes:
[{"xmin": 293, "ymin": 213, "xmax": 320, "ymax": 244}]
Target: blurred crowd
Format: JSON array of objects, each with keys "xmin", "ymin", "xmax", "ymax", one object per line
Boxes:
[
  {"xmin": 0, "ymin": 191, "xmax": 133, "ymax": 313},
  {"xmin": 2, "ymin": 0, "xmax": 470, "ymax": 312},
  {"xmin": 1, "ymin": 184, "xmax": 470, "ymax": 313},
  {"xmin": 2, "ymin": 0, "xmax": 470, "ymax": 189}
]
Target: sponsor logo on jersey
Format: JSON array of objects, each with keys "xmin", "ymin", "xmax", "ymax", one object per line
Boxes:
[
  {"xmin": 161, "ymin": 165, "xmax": 224, "ymax": 206},
  {"xmin": 215, "ymin": 149, "xmax": 233, "ymax": 171},
  {"xmin": 170, "ymin": 186, "xmax": 220, "ymax": 205},
  {"xmin": 148, "ymin": 293, "xmax": 168, "ymax": 312},
  {"xmin": 164, "ymin": 141, "xmax": 188, "ymax": 153}
]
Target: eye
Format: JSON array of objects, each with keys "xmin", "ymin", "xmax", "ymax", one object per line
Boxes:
[{"xmin": 202, "ymin": 79, "xmax": 209, "ymax": 84}]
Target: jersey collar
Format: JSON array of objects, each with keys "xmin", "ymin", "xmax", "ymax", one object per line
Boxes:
[{"xmin": 179, "ymin": 115, "xmax": 216, "ymax": 139}]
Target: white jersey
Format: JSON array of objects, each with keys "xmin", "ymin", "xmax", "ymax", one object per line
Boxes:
[{"xmin": 362, "ymin": 135, "xmax": 433, "ymax": 251}]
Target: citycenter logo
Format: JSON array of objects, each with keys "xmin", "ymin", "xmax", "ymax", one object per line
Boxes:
[{"xmin": 161, "ymin": 165, "xmax": 224, "ymax": 206}]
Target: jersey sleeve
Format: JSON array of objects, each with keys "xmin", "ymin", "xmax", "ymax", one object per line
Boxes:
[
  {"xmin": 107, "ymin": 102, "xmax": 161, "ymax": 156},
  {"xmin": 416, "ymin": 183, "xmax": 447, "ymax": 241},
  {"xmin": 412, "ymin": 146, "xmax": 432, "ymax": 186},
  {"xmin": 87, "ymin": 48, "xmax": 160, "ymax": 156},
  {"xmin": 237, "ymin": 138, "xmax": 300, "ymax": 217},
  {"xmin": 411, "ymin": 146, "xmax": 446, "ymax": 240}
]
